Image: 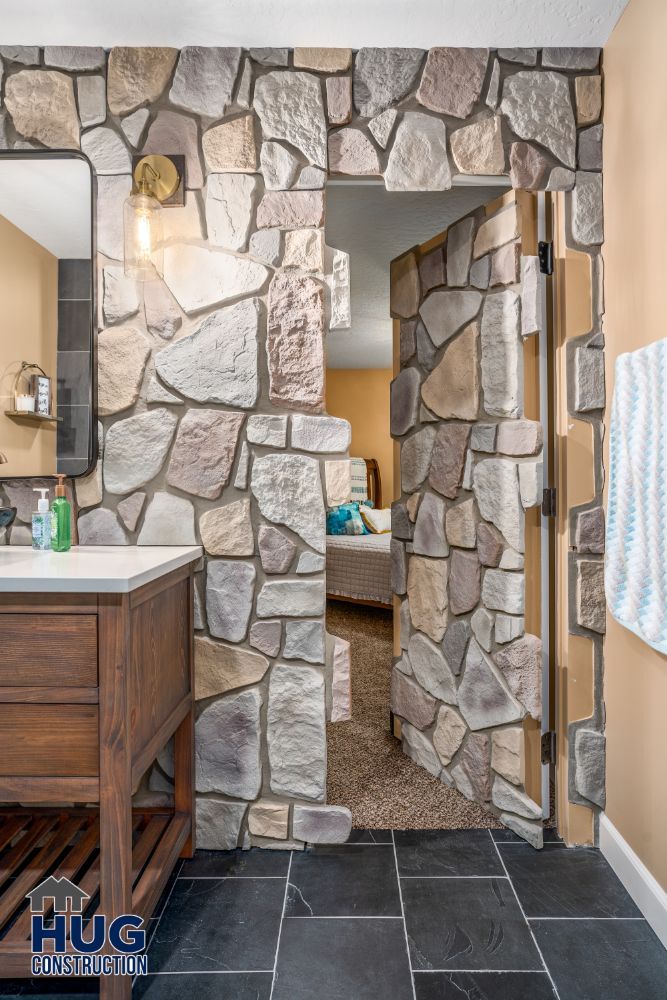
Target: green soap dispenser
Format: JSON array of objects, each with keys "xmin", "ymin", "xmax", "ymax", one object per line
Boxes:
[{"xmin": 52, "ymin": 474, "xmax": 72, "ymax": 552}]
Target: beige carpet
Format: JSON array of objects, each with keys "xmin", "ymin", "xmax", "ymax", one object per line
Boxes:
[{"xmin": 326, "ymin": 600, "xmax": 502, "ymax": 830}]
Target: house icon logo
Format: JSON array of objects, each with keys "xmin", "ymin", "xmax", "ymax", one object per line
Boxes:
[{"xmin": 26, "ymin": 876, "xmax": 90, "ymax": 914}]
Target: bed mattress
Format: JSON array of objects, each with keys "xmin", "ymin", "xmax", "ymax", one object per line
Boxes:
[{"xmin": 326, "ymin": 532, "xmax": 392, "ymax": 606}]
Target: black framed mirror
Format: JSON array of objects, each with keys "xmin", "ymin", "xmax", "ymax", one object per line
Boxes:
[{"xmin": 0, "ymin": 151, "xmax": 96, "ymax": 480}]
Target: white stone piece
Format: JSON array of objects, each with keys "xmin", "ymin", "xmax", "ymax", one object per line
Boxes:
[
  {"xmin": 141, "ymin": 108, "xmax": 203, "ymax": 189},
  {"xmin": 206, "ymin": 560, "xmax": 256, "ymax": 642},
  {"xmin": 162, "ymin": 244, "xmax": 269, "ymax": 314},
  {"xmin": 473, "ymin": 205, "xmax": 520, "ymax": 258},
  {"xmin": 103, "ymin": 266, "xmax": 139, "ymax": 325},
  {"xmin": 480, "ymin": 291, "xmax": 521, "ymax": 418},
  {"xmin": 254, "ymin": 71, "xmax": 327, "ymax": 168},
  {"xmin": 196, "ymin": 799, "xmax": 246, "ymax": 851},
  {"xmin": 169, "ymin": 47, "xmax": 241, "ymax": 118},
  {"xmin": 407, "ymin": 632, "xmax": 457, "ymax": 703},
  {"xmin": 116, "ymin": 492, "xmax": 146, "ymax": 532},
  {"xmin": 196, "ymin": 689, "xmax": 261, "ymax": 799},
  {"xmin": 77, "ymin": 76, "xmax": 107, "ymax": 128},
  {"xmin": 205, "ymin": 173, "xmax": 259, "ymax": 252},
  {"xmin": 330, "ymin": 633, "xmax": 352, "ymax": 722},
  {"xmin": 81, "ymin": 126, "xmax": 130, "ymax": 175},
  {"xmin": 247, "ymin": 414, "xmax": 288, "ymax": 448},
  {"xmin": 458, "ymin": 640, "xmax": 524, "ymax": 731},
  {"xmin": 450, "ymin": 116, "xmax": 505, "ymax": 175},
  {"xmin": 137, "ymin": 492, "xmax": 196, "ymax": 545},
  {"xmin": 249, "ymin": 228, "xmax": 283, "ymax": 265},
  {"xmin": 96, "ymin": 175, "xmax": 131, "ymax": 261},
  {"xmin": 519, "ymin": 461, "xmax": 543, "ymax": 509},
  {"xmin": 353, "ymin": 47, "xmax": 424, "ymax": 117},
  {"xmin": 77, "ymin": 508, "xmax": 128, "ymax": 545},
  {"xmin": 257, "ymin": 580, "xmax": 326, "ymax": 619},
  {"xmin": 268, "ymin": 663, "xmax": 326, "ymax": 800},
  {"xmin": 482, "ymin": 569, "xmax": 525, "ymax": 614},
  {"xmin": 368, "ymin": 108, "xmax": 397, "ymax": 149},
  {"xmin": 283, "ymin": 229, "xmax": 324, "ymax": 271},
  {"xmin": 120, "ymin": 108, "xmax": 150, "ymax": 147},
  {"xmin": 261, "ymin": 141, "xmax": 300, "ymax": 190},
  {"xmin": 284, "ymin": 620, "xmax": 325, "ymax": 664},
  {"xmin": 500, "ymin": 70, "xmax": 576, "ymax": 168},
  {"xmin": 161, "ymin": 193, "xmax": 204, "ymax": 243},
  {"xmin": 104, "ymin": 409, "xmax": 177, "ymax": 494},
  {"xmin": 492, "ymin": 775, "xmax": 541, "ymax": 819},
  {"xmin": 325, "ymin": 460, "xmax": 351, "ymax": 507},
  {"xmin": 495, "ymin": 615, "xmax": 525, "ymax": 645},
  {"xmin": 234, "ymin": 441, "xmax": 250, "ymax": 490},
  {"xmin": 471, "ymin": 607, "xmax": 495, "ymax": 652},
  {"xmin": 571, "ymin": 171, "xmax": 604, "ymax": 246},
  {"xmin": 293, "ymin": 804, "xmax": 352, "ymax": 844},
  {"xmin": 297, "ymin": 552, "xmax": 325, "ymax": 574},
  {"xmin": 413, "ymin": 492, "xmax": 448, "ymax": 558},
  {"xmin": 251, "ymin": 453, "xmax": 325, "ymax": 553},
  {"xmin": 521, "ymin": 256, "xmax": 542, "ymax": 337},
  {"xmin": 97, "ymin": 326, "xmax": 150, "ymax": 416},
  {"xmin": 385, "ymin": 113, "xmax": 451, "ymax": 191},
  {"xmin": 401, "ymin": 722, "xmax": 442, "ymax": 779},
  {"xmin": 291, "ymin": 414, "xmax": 350, "ymax": 453}
]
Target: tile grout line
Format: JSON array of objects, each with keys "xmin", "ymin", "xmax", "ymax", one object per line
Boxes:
[
  {"xmin": 488, "ymin": 830, "xmax": 562, "ymax": 1000},
  {"xmin": 176, "ymin": 875, "xmax": 288, "ymax": 880},
  {"xmin": 413, "ymin": 968, "xmax": 549, "ymax": 974},
  {"xmin": 269, "ymin": 849, "xmax": 293, "ymax": 1000},
  {"xmin": 400, "ymin": 875, "xmax": 509, "ymax": 879},
  {"xmin": 392, "ymin": 829, "xmax": 418, "ymax": 1000},
  {"xmin": 137, "ymin": 859, "xmax": 183, "ymax": 983},
  {"xmin": 528, "ymin": 916, "xmax": 646, "ymax": 921}
]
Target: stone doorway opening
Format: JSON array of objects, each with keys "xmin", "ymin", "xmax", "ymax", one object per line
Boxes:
[{"xmin": 321, "ymin": 181, "xmax": 544, "ymax": 832}]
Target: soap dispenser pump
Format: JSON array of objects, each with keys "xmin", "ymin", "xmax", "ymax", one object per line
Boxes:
[
  {"xmin": 51, "ymin": 474, "xmax": 72, "ymax": 552},
  {"xmin": 31, "ymin": 488, "xmax": 52, "ymax": 551}
]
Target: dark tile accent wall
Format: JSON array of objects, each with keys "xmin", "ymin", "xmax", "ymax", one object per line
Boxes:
[{"xmin": 56, "ymin": 258, "xmax": 92, "ymax": 476}]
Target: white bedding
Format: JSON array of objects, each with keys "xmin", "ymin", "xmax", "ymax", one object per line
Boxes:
[{"xmin": 326, "ymin": 532, "xmax": 392, "ymax": 606}]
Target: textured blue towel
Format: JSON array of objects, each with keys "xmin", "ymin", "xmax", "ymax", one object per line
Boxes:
[{"xmin": 606, "ymin": 338, "xmax": 667, "ymax": 652}]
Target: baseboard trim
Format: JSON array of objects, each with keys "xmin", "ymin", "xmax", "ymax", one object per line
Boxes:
[{"xmin": 599, "ymin": 813, "xmax": 667, "ymax": 948}]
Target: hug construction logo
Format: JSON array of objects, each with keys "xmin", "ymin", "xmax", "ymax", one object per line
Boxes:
[{"xmin": 27, "ymin": 875, "xmax": 148, "ymax": 978}]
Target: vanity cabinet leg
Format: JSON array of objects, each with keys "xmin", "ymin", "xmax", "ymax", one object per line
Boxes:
[{"xmin": 99, "ymin": 594, "xmax": 133, "ymax": 1000}]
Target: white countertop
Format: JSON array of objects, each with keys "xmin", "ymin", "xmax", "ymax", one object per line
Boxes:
[{"xmin": 0, "ymin": 546, "xmax": 202, "ymax": 593}]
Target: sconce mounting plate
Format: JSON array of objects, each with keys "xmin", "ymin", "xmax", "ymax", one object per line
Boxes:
[{"xmin": 131, "ymin": 154, "xmax": 185, "ymax": 206}]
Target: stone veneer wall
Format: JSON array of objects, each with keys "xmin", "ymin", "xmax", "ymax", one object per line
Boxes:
[{"xmin": 0, "ymin": 44, "xmax": 606, "ymax": 848}]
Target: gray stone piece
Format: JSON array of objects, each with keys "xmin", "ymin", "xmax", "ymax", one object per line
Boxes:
[
  {"xmin": 169, "ymin": 47, "xmax": 241, "ymax": 118},
  {"xmin": 391, "ymin": 502, "xmax": 413, "ymax": 542},
  {"xmin": 547, "ymin": 166, "xmax": 576, "ymax": 191},
  {"xmin": 117, "ymin": 492, "xmax": 146, "ymax": 533},
  {"xmin": 251, "ymin": 453, "xmax": 325, "ymax": 553},
  {"xmin": 261, "ymin": 140, "xmax": 300, "ymax": 190},
  {"xmin": 258, "ymin": 525, "xmax": 296, "ymax": 574},
  {"xmin": 391, "ymin": 668, "xmax": 438, "ymax": 730},
  {"xmin": 542, "ymin": 48, "xmax": 601, "ymax": 70},
  {"xmin": 142, "ymin": 108, "xmax": 203, "ymax": 190},
  {"xmin": 509, "ymin": 141, "xmax": 549, "ymax": 190},
  {"xmin": 401, "ymin": 722, "xmax": 442, "ymax": 778},
  {"xmin": 257, "ymin": 580, "xmax": 325, "ymax": 619},
  {"xmin": 407, "ymin": 632, "xmax": 457, "ymax": 703},
  {"xmin": 206, "ymin": 560, "xmax": 256, "ymax": 643},
  {"xmin": 295, "ymin": 165, "xmax": 327, "ymax": 189},
  {"xmin": 78, "ymin": 508, "xmax": 128, "ymax": 545},
  {"xmin": 268, "ymin": 663, "xmax": 326, "ymax": 800},
  {"xmin": 144, "ymin": 281, "xmax": 181, "ymax": 341},
  {"xmin": 205, "ymin": 173, "xmax": 259, "ymax": 252},
  {"xmin": 571, "ymin": 171, "xmax": 604, "ymax": 246},
  {"xmin": 196, "ymin": 689, "xmax": 261, "ymax": 799},
  {"xmin": 492, "ymin": 775, "xmax": 541, "ymax": 820},
  {"xmin": 419, "ymin": 248, "xmax": 446, "ymax": 295},
  {"xmin": 104, "ymin": 409, "xmax": 178, "ymax": 495},
  {"xmin": 574, "ymin": 728, "xmax": 606, "ymax": 808},
  {"xmin": 249, "ymin": 48, "xmax": 289, "ymax": 66},
  {"xmin": 442, "ymin": 619, "xmax": 470, "ymax": 675},
  {"xmin": 471, "ymin": 607, "xmax": 494, "ymax": 653},
  {"xmin": 292, "ymin": 805, "xmax": 352, "ymax": 845},
  {"xmin": 416, "ymin": 321, "xmax": 438, "ymax": 372},
  {"xmin": 0, "ymin": 46, "xmax": 39, "ymax": 65},
  {"xmin": 368, "ymin": 108, "xmax": 397, "ymax": 148},
  {"xmin": 500, "ymin": 70, "xmax": 576, "ymax": 168},
  {"xmin": 167, "ymin": 409, "xmax": 245, "ymax": 500},
  {"xmin": 447, "ymin": 216, "xmax": 475, "ymax": 287},
  {"xmin": 498, "ymin": 812, "xmax": 543, "ymax": 849},
  {"xmin": 247, "ymin": 414, "xmax": 288, "ymax": 448},
  {"xmin": 470, "ymin": 255, "xmax": 491, "ymax": 290},
  {"xmin": 250, "ymin": 620, "xmax": 282, "ymax": 658},
  {"xmin": 136, "ymin": 492, "xmax": 196, "ymax": 545},
  {"xmin": 482, "ymin": 569, "xmax": 525, "ymax": 615},
  {"xmin": 494, "ymin": 634, "xmax": 542, "ymax": 721},
  {"xmin": 417, "ymin": 47, "xmax": 488, "ymax": 118},
  {"xmin": 297, "ymin": 552, "xmax": 326, "ymax": 574},
  {"xmin": 457, "ymin": 731, "xmax": 492, "ymax": 802},
  {"xmin": 485, "ymin": 58, "xmax": 501, "ymax": 110},
  {"xmin": 196, "ymin": 798, "xmax": 247, "ymax": 851},
  {"xmin": 458, "ymin": 639, "xmax": 524, "ymax": 731},
  {"xmin": 249, "ymin": 228, "xmax": 283, "ymax": 265},
  {"xmin": 449, "ymin": 549, "xmax": 481, "ymax": 616},
  {"xmin": 121, "ymin": 108, "xmax": 150, "ymax": 148},
  {"xmin": 578, "ymin": 124, "xmax": 603, "ymax": 171},
  {"xmin": 496, "ymin": 420, "xmax": 543, "ymax": 457},
  {"xmin": 254, "ymin": 70, "xmax": 327, "ymax": 168},
  {"xmin": 413, "ymin": 491, "xmax": 448, "ymax": 558},
  {"xmin": 353, "ymin": 47, "xmax": 424, "ymax": 117},
  {"xmin": 498, "ymin": 48, "xmax": 538, "ymax": 66},
  {"xmin": 385, "ymin": 113, "xmax": 451, "ymax": 192},
  {"xmin": 77, "ymin": 75, "xmax": 107, "ymax": 128},
  {"xmin": 284, "ymin": 620, "xmax": 325, "ymax": 664},
  {"xmin": 576, "ymin": 559, "xmax": 606, "ymax": 633},
  {"xmin": 81, "ymin": 126, "xmax": 130, "ymax": 175},
  {"xmin": 103, "ymin": 266, "xmax": 139, "ymax": 325},
  {"xmin": 495, "ymin": 614, "xmax": 525, "ymax": 645},
  {"xmin": 519, "ymin": 462, "xmax": 543, "ymax": 510},
  {"xmin": 490, "ymin": 242, "xmax": 521, "ymax": 287},
  {"xmin": 144, "ymin": 375, "xmax": 182, "ymax": 405},
  {"xmin": 429, "ymin": 423, "xmax": 471, "ymax": 500},
  {"xmin": 401, "ymin": 426, "xmax": 437, "ymax": 493},
  {"xmin": 291, "ymin": 414, "xmax": 351, "ymax": 453},
  {"xmin": 446, "ymin": 497, "xmax": 477, "ymax": 549},
  {"xmin": 575, "ymin": 507, "xmax": 605, "ymax": 554},
  {"xmin": 471, "ymin": 424, "xmax": 497, "ymax": 453},
  {"xmin": 391, "ymin": 538, "xmax": 407, "ymax": 596},
  {"xmin": 476, "ymin": 521, "xmax": 506, "ymax": 567},
  {"xmin": 480, "ymin": 290, "xmax": 521, "ymax": 417},
  {"xmin": 574, "ymin": 346, "xmax": 605, "ymax": 411},
  {"xmin": 420, "ymin": 289, "xmax": 482, "ymax": 348},
  {"xmin": 390, "ymin": 367, "xmax": 421, "ymax": 437}
]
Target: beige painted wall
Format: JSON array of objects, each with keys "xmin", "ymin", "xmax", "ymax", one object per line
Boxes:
[
  {"xmin": 326, "ymin": 368, "xmax": 395, "ymax": 504},
  {"xmin": 0, "ymin": 214, "xmax": 58, "ymax": 477},
  {"xmin": 603, "ymin": 0, "xmax": 667, "ymax": 888}
]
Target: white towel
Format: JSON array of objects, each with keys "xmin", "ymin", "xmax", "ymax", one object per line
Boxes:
[{"xmin": 606, "ymin": 338, "xmax": 667, "ymax": 652}]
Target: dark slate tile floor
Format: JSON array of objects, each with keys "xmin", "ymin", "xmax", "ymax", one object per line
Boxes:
[{"xmin": 1, "ymin": 829, "xmax": 666, "ymax": 999}]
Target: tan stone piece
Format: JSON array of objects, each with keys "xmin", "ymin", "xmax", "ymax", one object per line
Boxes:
[
  {"xmin": 473, "ymin": 205, "xmax": 520, "ymax": 258},
  {"xmin": 294, "ymin": 48, "xmax": 352, "ymax": 72},
  {"xmin": 97, "ymin": 327, "xmax": 151, "ymax": 417},
  {"xmin": 195, "ymin": 636, "xmax": 269, "ymax": 700},
  {"xmin": 107, "ymin": 47, "xmax": 178, "ymax": 115},
  {"xmin": 407, "ymin": 493, "xmax": 422, "ymax": 522},
  {"xmin": 575, "ymin": 75, "xmax": 602, "ymax": 126},
  {"xmin": 421, "ymin": 323, "xmax": 479, "ymax": 420},
  {"xmin": 248, "ymin": 800, "xmax": 290, "ymax": 839},
  {"xmin": 5, "ymin": 70, "xmax": 80, "ymax": 148},
  {"xmin": 407, "ymin": 555, "xmax": 448, "ymax": 643},
  {"xmin": 202, "ymin": 114, "xmax": 258, "ymax": 172},
  {"xmin": 283, "ymin": 229, "xmax": 325, "ymax": 271},
  {"xmin": 491, "ymin": 727, "xmax": 524, "ymax": 785},
  {"xmin": 199, "ymin": 499, "xmax": 254, "ymax": 556},
  {"xmin": 433, "ymin": 705, "xmax": 467, "ymax": 765},
  {"xmin": 450, "ymin": 116, "xmax": 505, "ymax": 175},
  {"xmin": 326, "ymin": 76, "xmax": 352, "ymax": 125}
]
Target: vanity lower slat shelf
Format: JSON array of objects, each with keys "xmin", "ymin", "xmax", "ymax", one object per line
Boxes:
[{"xmin": 0, "ymin": 808, "xmax": 190, "ymax": 977}]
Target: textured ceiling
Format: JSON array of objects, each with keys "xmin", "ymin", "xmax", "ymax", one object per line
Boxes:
[
  {"xmin": 325, "ymin": 182, "xmax": 506, "ymax": 370},
  {"xmin": 1, "ymin": 0, "xmax": 628, "ymax": 47}
]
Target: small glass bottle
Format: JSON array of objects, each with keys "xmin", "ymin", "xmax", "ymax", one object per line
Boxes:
[{"xmin": 51, "ymin": 474, "xmax": 71, "ymax": 552}]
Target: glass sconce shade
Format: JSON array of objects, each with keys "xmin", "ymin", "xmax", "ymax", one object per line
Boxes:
[{"xmin": 123, "ymin": 192, "xmax": 163, "ymax": 281}]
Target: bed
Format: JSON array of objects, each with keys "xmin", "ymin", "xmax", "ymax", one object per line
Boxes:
[{"xmin": 326, "ymin": 457, "xmax": 393, "ymax": 608}]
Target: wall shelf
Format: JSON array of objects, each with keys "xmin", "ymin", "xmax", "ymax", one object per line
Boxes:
[{"xmin": 4, "ymin": 410, "xmax": 61, "ymax": 424}]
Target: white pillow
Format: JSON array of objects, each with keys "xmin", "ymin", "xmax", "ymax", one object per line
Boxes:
[{"xmin": 360, "ymin": 506, "xmax": 391, "ymax": 534}]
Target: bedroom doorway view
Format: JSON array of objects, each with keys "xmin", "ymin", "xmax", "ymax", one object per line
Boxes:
[{"xmin": 323, "ymin": 180, "xmax": 544, "ymax": 831}]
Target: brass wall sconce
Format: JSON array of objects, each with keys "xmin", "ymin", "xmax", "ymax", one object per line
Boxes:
[{"xmin": 123, "ymin": 153, "xmax": 184, "ymax": 282}]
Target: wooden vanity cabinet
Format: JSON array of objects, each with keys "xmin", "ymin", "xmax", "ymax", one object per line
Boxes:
[{"xmin": 0, "ymin": 561, "xmax": 196, "ymax": 998}]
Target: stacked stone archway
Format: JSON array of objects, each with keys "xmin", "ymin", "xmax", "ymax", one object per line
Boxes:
[{"xmin": 0, "ymin": 44, "xmax": 605, "ymax": 847}]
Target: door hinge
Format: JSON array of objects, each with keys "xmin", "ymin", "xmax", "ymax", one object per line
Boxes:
[
  {"xmin": 541, "ymin": 730, "xmax": 557, "ymax": 766},
  {"xmin": 538, "ymin": 240, "xmax": 553, "ymax": 275},
  {"xmin": 541, "ymin": 487, "xmax": 557, "ymax": 518}
]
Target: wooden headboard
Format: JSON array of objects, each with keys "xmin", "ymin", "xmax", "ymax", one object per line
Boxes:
[{"xmin": 364, "ymin": 458, "xmax": 383, "ymax": 509}]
